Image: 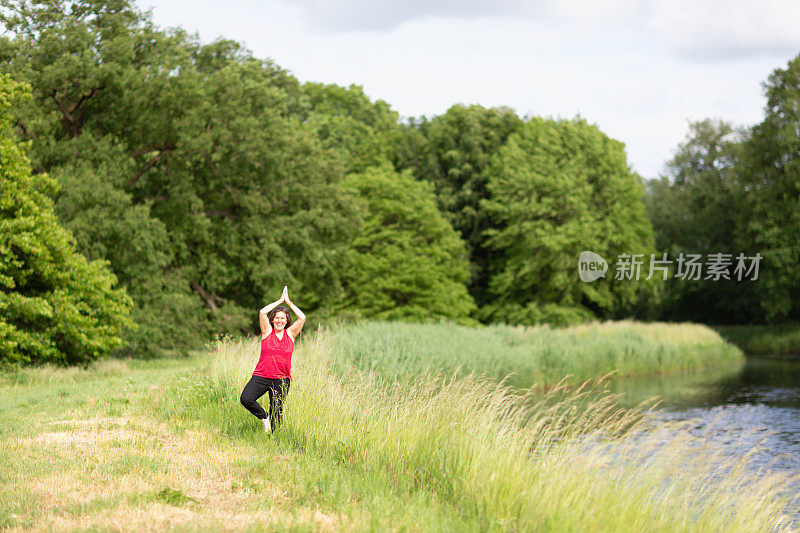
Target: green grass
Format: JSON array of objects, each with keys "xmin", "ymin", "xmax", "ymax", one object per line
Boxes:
[
  {"xmin": 714, "ymin": 324, "xmax": 800, "ymax": 355},
  {"xmin": 326, "ymin": 320, "xmax": 745, "ymax": 388},
  {"xmin": 154, "ymin": 486, "xmax": 197, "ymax": 506},
  {"xmin": 157, "ymin": 330, "xmax": 793, "ymax": 531},
  {"xmin": 0, "ymin": 321, "xmax": 792, "ymax": 531}
]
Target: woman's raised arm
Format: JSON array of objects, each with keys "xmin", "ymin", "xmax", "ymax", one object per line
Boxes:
[
  {"xmin": 285, "ymin": 289, "xmax": 306, "ymax": 339},
  {"xmin": 259, "ymin": 296, "xmax": 283, "ymax": 337}
]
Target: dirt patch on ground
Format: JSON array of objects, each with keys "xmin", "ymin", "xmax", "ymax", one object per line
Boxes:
[
  {"xmin": 36, "ymin": 504, "xmax": 356, "ymax": 532},
  {"xmin": 30, "ymin": 429, "xmax": 137, "ymax": 446},
  {"xmin": 31, "ymin": 417, "xmax": 138, "ymax": 446},
  {"xmin": 13, "ymin": 415, "xmax": 345, "ymax": 531}
]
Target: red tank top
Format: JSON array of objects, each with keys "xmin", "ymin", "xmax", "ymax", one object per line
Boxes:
[{"xmin": 253, "ymin": 330, "xmax": 294, "ymax": 380}]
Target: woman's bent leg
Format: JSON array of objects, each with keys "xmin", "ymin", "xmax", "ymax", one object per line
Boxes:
[
  {"xmin": 267, "ymin": 378, "xmax": 291, "ymax": 428},
  {"xmin": 240, "ymin": 376, "xmax": 270, "ymax": 419}
]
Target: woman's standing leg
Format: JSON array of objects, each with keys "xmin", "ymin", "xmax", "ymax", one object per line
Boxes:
[
  {"xmin": 266, "ymin": 378, "xmax": 291, "ymax": 428},
  {"xmin": 240, "ymin": 376, "xmax": 270, "ymax": 419}
]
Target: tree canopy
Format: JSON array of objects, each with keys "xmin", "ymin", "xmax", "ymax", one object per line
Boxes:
[
  {"xmin": 646, "ymin": 119, "xmax": 758, "ymax": 323},
  {"xmin": 736, "ymin": 54, "xmax": 800, "ymax": 322},
  {"xmin": 340, "ymin": 164, "xmax": 477, "ymax": 322},
  {"xmin": 1, "ymin": 0, "xmax": 358, "ymax": 355},
  {"xmin": 408, "ymin": 104, "xmax": 523, "ymax": 305},
  {"xmin": 643, "ymin": 54, "xmax": 800, "ymax": 324},
  {"xmin": 480, "ymin": 117, "xmax": 658, "ymax": 326},
  {"xmin": 0, "ymin": 74, "xmax": 133, "ymax": 365},
  {"xmin": 299, "ymin": 82, "xmax": 403, "ymax": 174}
]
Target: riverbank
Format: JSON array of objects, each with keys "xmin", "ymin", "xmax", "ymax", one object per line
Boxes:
[
  {"xmin": 714, "ymin": 324, "xmax": 800, "ymax": 355},
  {"xmin": 2, "ymin": 326, "xmax": 791, "ymax": 531},
  {"xmin": 327, "ymin": 319, "xmax": 745, "ymax": 388},
  {"xmin": 160, "ymin": 332, "xmax": 791, "ymax": 531}
]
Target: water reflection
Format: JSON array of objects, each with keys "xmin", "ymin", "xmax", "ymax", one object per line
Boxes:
[
  {"xmin": 610, "ymin": 356, "xmax": 800, "ymax": 411},
  {"xmin": 609, "ymin": 360, "xmax": 744, "ymax": 410},
  {"xmin": 609, "ymin": 355, "xmax": 800, "ymax": 524}
]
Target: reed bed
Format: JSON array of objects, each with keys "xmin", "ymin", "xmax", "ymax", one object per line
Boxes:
[
  {"xmin": 159, "ymin": 332, "xmax": 794, "ymax": 531},
  {"xmin": 325, "ymin": 320, "xmax": 745, "ymax": 388}
]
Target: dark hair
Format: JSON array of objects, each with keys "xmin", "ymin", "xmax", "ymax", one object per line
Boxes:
[{"xmin": 268, "ymin": 305, "xmax": 293, "ymax": 329}]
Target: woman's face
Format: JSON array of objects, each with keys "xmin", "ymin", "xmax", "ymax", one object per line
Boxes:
[{"xmin": 272, "ymin": 311, "xmax": 288, "ymax": 331}]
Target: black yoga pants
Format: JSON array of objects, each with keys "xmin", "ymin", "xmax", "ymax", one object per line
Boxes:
[{"xmin": 240, "ymin": 375, "xmax": 291, "ymax": 426}]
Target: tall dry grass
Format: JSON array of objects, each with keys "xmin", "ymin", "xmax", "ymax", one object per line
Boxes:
[{"xmin": 160, "ymin": 331, "xmax": 793, "ymax": 531}]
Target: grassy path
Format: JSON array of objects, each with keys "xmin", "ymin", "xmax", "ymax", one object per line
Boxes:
[
  {"xmin": 0, "ymin": 358, "xmax": 472, "ymax": 531},
  {"xmin": 1, "ymin": 323, "xmax": 794, "ymax": 531}
]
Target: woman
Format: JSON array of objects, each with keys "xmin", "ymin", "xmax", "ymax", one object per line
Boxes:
[{"xmin": 240, "ymin": 286, "xmax": 305, "ymax": 433}]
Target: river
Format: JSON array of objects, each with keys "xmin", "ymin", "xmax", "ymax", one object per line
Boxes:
[{"xmin": 609, "ymin": 354, "xmax": 800, "ymax": 525}]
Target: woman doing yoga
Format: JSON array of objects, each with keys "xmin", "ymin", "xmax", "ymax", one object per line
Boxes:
[{"xmin": 240, "ymin": 286, "xmax": 305, "ymax": 433}]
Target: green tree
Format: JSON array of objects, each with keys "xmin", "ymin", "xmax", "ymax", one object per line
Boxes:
[
  {"xmin": 412, "ymin": 104, "xmax": 523, "ymax": 305},
  {"xmin": 737, "ymin": 53, "xmax": 800, "ymax": 322},
  {"xmin": 299, "ymin": 82, "xmax": 403, "ymax": 174},
  {"xmin": 0, "ymin": 0, "xmax": 208, "ymax": 355},
  {"xmin": 47, "ymin": 134, "xmax": 209, "ymax": 355},
  {"xmin": 141, "ymin": 57, "xmax": 358, "ymax": 330},
  {"xmin": 340, "ymin": 164, "xmax": 476, "ymax": 321},
  {"xmin": 645, "ymin": 119, "xmax": 760, "ymax": 323},
  {"xmin": 647, "ymin": 120, "xmax": 743, "ymax": 253},
  {"xmin": 1, "ymin": 1, "xmax": 359, "ymax": 353},
  {"xmin": 481, "ymin": 117, "xmax": 658, "ymax": 326},
  {"xmin": 0, "ymin": 75, "xmax": 133, "ymax": 365}
]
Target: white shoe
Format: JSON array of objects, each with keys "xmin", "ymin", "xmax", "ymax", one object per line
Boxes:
[{"xmin": 262, "ymin": 416, "xmax": 271, "ymax": 433}]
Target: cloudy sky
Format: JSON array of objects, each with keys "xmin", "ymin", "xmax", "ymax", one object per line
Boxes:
[{"xmin": 135, "ymin": 0, "xmax": 800, "ymax": 179}]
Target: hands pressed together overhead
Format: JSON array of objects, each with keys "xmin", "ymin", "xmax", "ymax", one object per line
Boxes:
[
  {"xmin": 259, "ymin": 285, "xmax": 306, "ymax": 337},
  {"xmin": 280, "ymin": 285, "xmax": 292, "ymax": 306}
]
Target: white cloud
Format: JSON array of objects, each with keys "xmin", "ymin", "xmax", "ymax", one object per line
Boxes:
[
  {"xmin": 645, "ymin": 0, "xmax": 800, "ymax": 58},
  {"xmin": 264, "ymin": 0, "xmax": 800, "ymax": 58},
  {"xmin": 291, "ymin": 0, "xmax": 523, "ymax": 31},
  {"xmin": 547, "ymin": 0, "xmax": 641, "ymax": 22}
]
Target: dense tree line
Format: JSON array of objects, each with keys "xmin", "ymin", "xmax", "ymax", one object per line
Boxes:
[
  {"xmin": 0, "ymin": 74, "xmax": 132, "ymax": 365},
  {"xmin": 647, "ymin": 54, "xmax": 800, "ymax": 325},
  {"xmin": 3, "ymin": 0, "xmax": 794, "ymax": 365}
]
